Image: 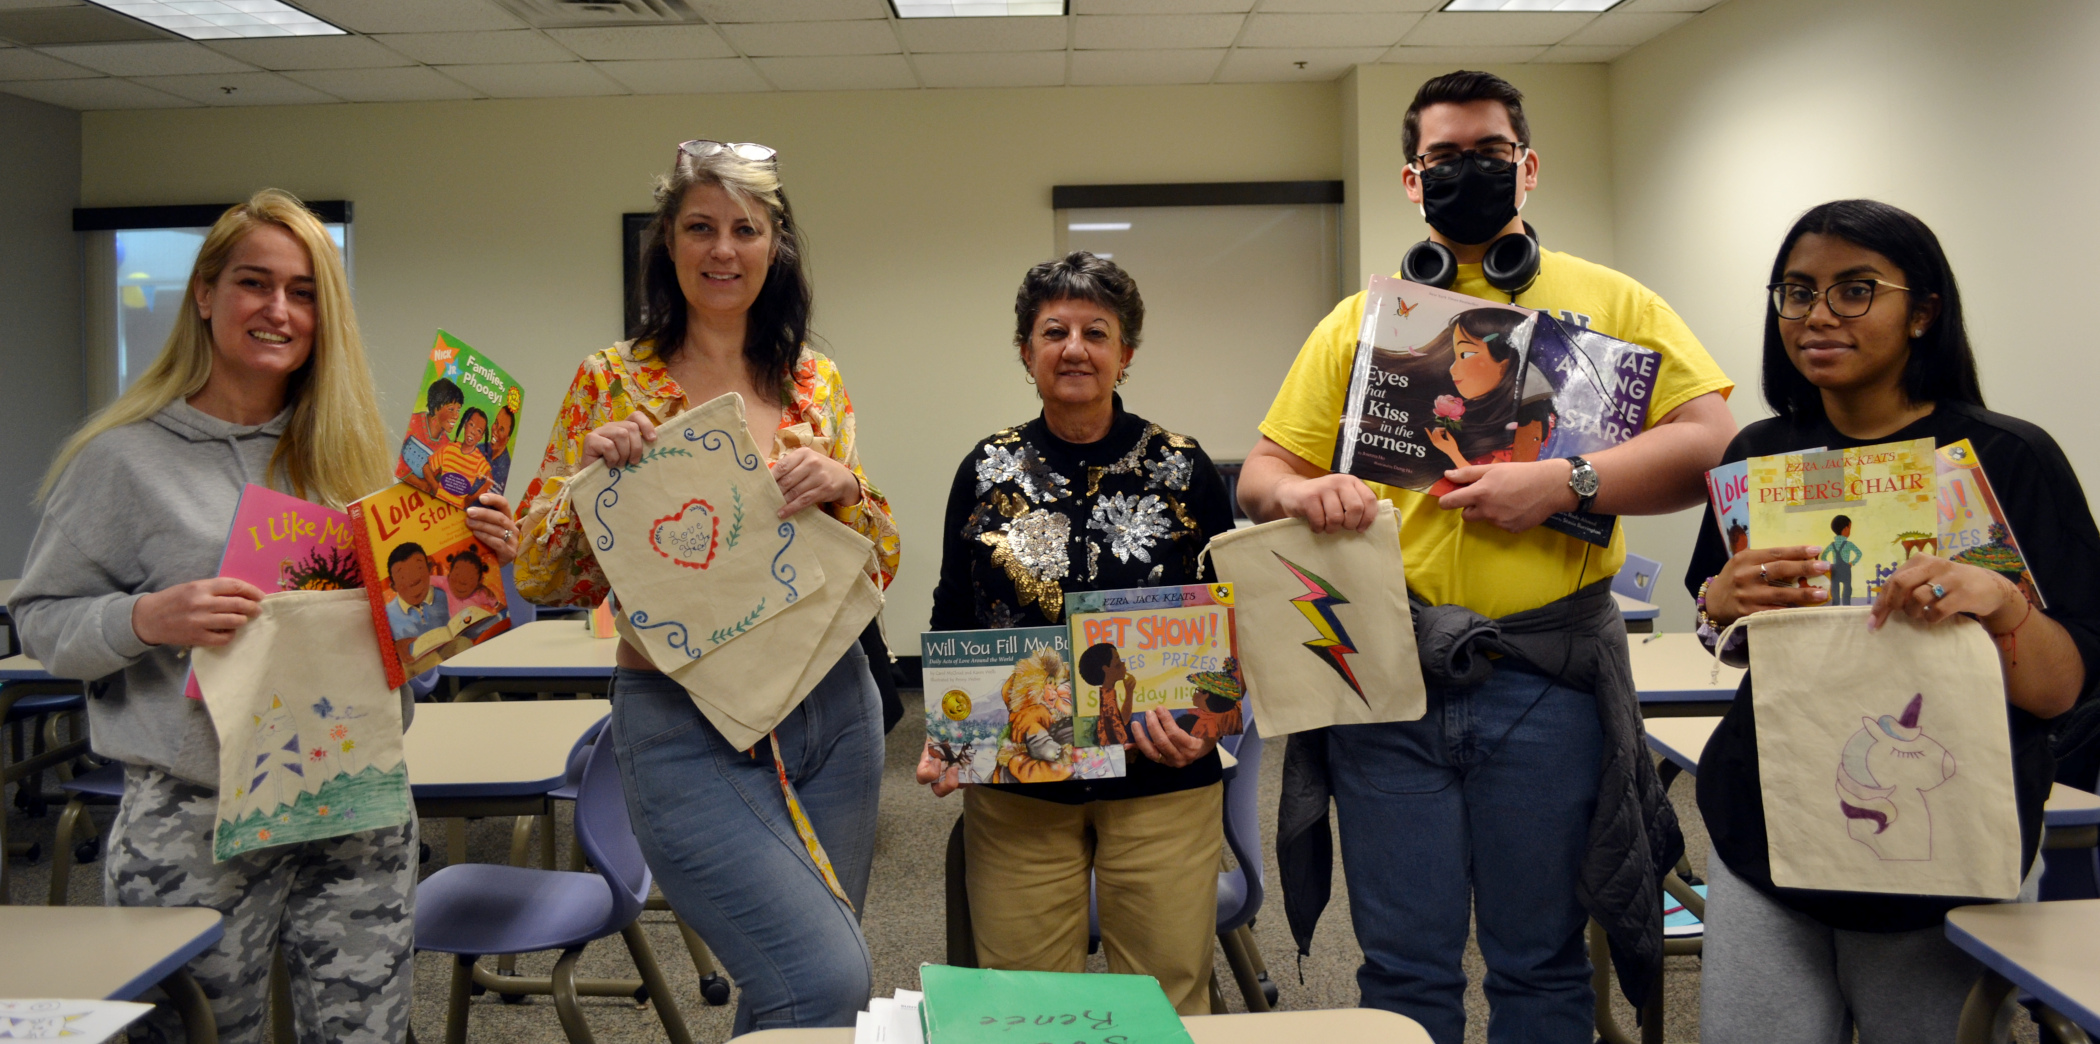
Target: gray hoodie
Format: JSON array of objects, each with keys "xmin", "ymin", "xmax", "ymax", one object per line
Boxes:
[{"xmin": 9, "ymin": 400, "xmax": 409, "ymax": 788}]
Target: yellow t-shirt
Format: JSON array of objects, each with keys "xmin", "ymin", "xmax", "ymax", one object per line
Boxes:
[{"xmin": 1259, "ymin": 249, "xmax": 1734, "ymax": 618}]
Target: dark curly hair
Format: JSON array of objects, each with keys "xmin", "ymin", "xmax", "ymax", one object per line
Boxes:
[
  {"xmin": 1403, "ymin": 70, "xmax": 1530, "ymax": 161},
  {"xmin": 1013, "ymin": 251, "xmax": 1144, "ymax": 355}
]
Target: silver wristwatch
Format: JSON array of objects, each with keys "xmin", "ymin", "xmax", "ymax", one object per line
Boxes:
[{"xmin": 1566, "ymin": 455, "xmax": 1599, "ymax": 513}]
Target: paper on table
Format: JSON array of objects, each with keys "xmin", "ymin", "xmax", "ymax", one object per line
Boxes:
[
  {"xmin": 567, "ymin": 393, "xmax": 827, "ymax": 671},
  {"xmin": 0, "ymin": 999, "xmax": 155, "ymax": 1043}
]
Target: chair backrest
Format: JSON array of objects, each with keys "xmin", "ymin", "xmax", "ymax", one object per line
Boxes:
[
  {"xmin": 501, "ymin": 563, "xmax": 538, "ymax": 627},
  {"xmin": 1216, "ymin": 719, "xmax": 1265, "ymax": 932},
  {"xmin": 1613, "ymin": 552, "xmax": 1664, "ymax": 602},
  {"xmin": 573, "ymin": 731, "xmax": 651, "ymax": 925}
]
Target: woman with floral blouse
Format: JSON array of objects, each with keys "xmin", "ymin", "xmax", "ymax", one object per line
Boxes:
[
  {"xmin": 918, "ymin": 252, "xmax": 1236, "ymax": 1015},
  {"xmin": 515, "ymin": 140, "xmax": 898, "ymax": 1034}
]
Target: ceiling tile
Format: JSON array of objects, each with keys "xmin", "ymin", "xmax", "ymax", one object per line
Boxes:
[
  {"xmin": 912, "ymin": 49, "xmax": 1063, "ymax": 87},
  {"xmin": 1, "ymin": 75, "xmax": 193, "ymax": 107},
  {"xmin": 1071, "ymin": 0, "xmax": 1250, "ymax": 11},
  {"xmin": 1532, "ymin": 43, "xmax": 1627, "ymax": 62},
  {"xmin": 720, "ymin": 20, "xmax": 899, "ymax": 56},
  {"xmin": 544, "ymin": 25, "xmax": 733, "ymax": 61},
  {"xmin": 283, "ymin": 64, "xmax": 478, "ymax": 100},
  {"xmin": 1399, "ymin": 12, "xmax": 1594, "ymax": 46},
  {"xmin": 895, "ymin": 16, "xmax": 1065, "ymax": 52},
  {"xmin": 1559, "ymin": 11, "xmax": 1691, "ymax": 46},
  {"xmin": 439, "ymin": 59, "xmax": 622, "ymax": 96},
  {"xmin": 693, "ymin": 0, "xmax": 889, "ymax": 22},
  {"xmin": 292, "ymin": 0, "xmax": 523, "ymax": 34},
  {"xmin": 1072, "ymin": 14, "xmax": 1242, "ymax": 50},
  {"xmin": 42, "ymin": 40, "xmax": 254, "ymax": 75},
  {"xmin": 1239, "ymin": 12, "xmax": 1419, "ymax": 48},
  {"xmin": 1256, "ymin": 0, "xmax": 1438, "ymax": 10},
  {"xmin": 131, "ymin": 70, "xmax": 341, "ymax": 105},
  {"xmin": 1068, "ymin": 47, "xmax": 1223, "ymax": 85},
  {"xmin": 1616, "ymin": 0, "xmax": 1723, "ymax": 11},
  {"xmin": 1215, "ymin": 46, "xmax": 1383, "ymax": 82},
  {"xmin": 205, "ymin": 35, "xmax": 413, "ymax": 70},
  {"xmin": 592, "ymin": 56, "xmax": 767, "ymax": 93},
  {"xmin": 375, "ymin": 30, "xmax": 572, "ymax": 65},
  {"xmin": 0, "ymin": 42, "xmax": 95, "ymax": 77},
  {"xmin": 752, "ymin": 53, "xmax": 913, "ymax": 90},
  {"xmin": 1381, "ymin": 44, "xmax": 1544, "ymax": 64}
]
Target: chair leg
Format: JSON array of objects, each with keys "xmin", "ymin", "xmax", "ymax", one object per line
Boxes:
[
  {"xmin": 1954, "ymin": 970, "xmax": 2018, "ymax": 1044},
  {"xmin": 1207, "ymin": 970, "xmax": 1227, "ymax": 1015},
  {"xmin": 673, "ymin": 915, "xmax": 732, "ymax": 1006},
  {"xmin": 47, "ymin": 795, "xmax": 86, "ymax": 906},
  {"xmin": 541, "ymin": 812, "xmax": 557, "ymax": 870},
  {"xmin": 445, "ymin": 955, "xmax": 476, "ymax": 1044},
  {"xmin": 508, "ymin": 816, "xmax": 535, "ymax": 867},
  {"xmin": 550, "ymin": 947, "xmax": 596, "ymax": 1044},
  {"xmin": 622, "ymin": 921, "xmax": 694, "ymax": 1044},
  {"xmin": 1218, "ymin": 925, "xmax": 1272, "ymax": 1013},
  {"xmin": 161, "ymin": 967, "xmax": 219, "ymax": 1044},
  {"xmin": 1589, "ymin": 920, "xmax": 1636, "ymax": 1044}
]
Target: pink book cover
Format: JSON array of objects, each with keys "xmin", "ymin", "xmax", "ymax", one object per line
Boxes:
[{"xmin": 184, "ymin": 484, "xmax": 362, "ymax": 699}]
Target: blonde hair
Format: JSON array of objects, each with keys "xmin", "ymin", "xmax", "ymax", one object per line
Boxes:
[{"xmin": 39, "ymin": 188, "xmax": 392, "ymax": 508}]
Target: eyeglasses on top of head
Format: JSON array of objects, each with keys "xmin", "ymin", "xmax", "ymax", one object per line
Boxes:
[
  {"xmin": 1408, "ymin": 142, "xmax": 1527, "ymax": 180},
  {"xmin": 675, "ymin": 140, "xmax": 779, "ymax": 168},
  {"xmin": 1767, "ymin": 279, "xmax": 1912, "ymax": 321}
]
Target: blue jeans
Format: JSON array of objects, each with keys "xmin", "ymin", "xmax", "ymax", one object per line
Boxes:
[
  {"xmin": 1328, "ymin": 657, "xmax": 1603, "ymax": 1044},
  {"xmin": 609, "ymin": 649, "xmax": 884, "ymax": 1034}
]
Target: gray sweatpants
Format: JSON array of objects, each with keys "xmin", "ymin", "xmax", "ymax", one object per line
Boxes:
[
  {"xmin": 105, "ymin": 764, "xmax": 416, "ymax": 1044},
  {"xmin": 1698, "ymin": 852, "xmax": 2037, "ymax": 1044}
]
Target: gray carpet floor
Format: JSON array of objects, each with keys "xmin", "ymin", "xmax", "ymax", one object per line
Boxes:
[{"xmin": 4, "ymin": 699, "xmax": 2046, "ymax": 1043}]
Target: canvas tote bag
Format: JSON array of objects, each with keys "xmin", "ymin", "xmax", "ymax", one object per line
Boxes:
[
  {"xmin": 193, "ymin": 589, "xmax": 412, "ymax": 862},
  {"xmin": 568, "ymin": 392, "xmax": 828, "ymax": 672},
  {"xmin": 1201, "ymin": 500, "xmax": 1426, "ymax": 736},
  {"xmin": 1718, "ymin": 604, "xmax": 2022, "ymax": 899}
]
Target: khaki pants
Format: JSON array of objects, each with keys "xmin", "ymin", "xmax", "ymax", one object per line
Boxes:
[{"xmin": 963, "ymin": 782, "xmax": 1223, "ymax": 1016}]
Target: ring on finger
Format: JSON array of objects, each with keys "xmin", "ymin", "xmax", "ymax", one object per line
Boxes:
[{"xmin": 1930, "ymin": 582, "xmax": 1947, "ymax": 599}]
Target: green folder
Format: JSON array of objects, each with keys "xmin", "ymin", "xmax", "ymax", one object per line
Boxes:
[{"xmin": 917, "ymin": 965, "xmax": 1192, "ymax": 1043}]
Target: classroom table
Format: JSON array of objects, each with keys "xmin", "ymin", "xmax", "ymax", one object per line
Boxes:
[
  {"xmin": 1627, "ymin": 632, "xmax": 1742, "ymax": 717},
  {"xmin": 1, "ymin": 654, "xmax": 89, "ymax": 902},
  {"xmin": 728, "ymin": 1007, "xmax": 1432, "ymax": 1043},
  {"xmin": 0, "ymin": 905, "xmax": 223, "ymax": 1042},
  {"xmin": 405, "ymin": 698, "xmax": 610, "ymax": 865},
  {"xmin": 1614, "ymin": 591, "xmax": 1661, "ymax": 633},
  {"xmin": 1946, "ymin": 899, "xmax": 2100, "ymax": 1044},
  {"xmin": 436, "ymin": 618, "xmax": 618, "ymax": 702}
]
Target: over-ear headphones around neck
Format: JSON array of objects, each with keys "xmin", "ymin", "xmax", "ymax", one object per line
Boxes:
[{"xmin": 1399, "ymin": 221, "xmax": 1541, "ymax": 300}]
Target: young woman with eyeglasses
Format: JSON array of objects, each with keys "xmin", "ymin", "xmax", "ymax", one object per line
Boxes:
[
  {"xmin": 514, "ymin": 140, "xmax": 901, "ymax": 1033},
  {"xmin": 1684, "ymin": 199, "xmax": 2100, "ymax": 1043}
]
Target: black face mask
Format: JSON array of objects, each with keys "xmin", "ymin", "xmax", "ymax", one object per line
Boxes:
[{"xmin": 1420, "ymin": 158, "xmax": 1520, "ymax": 246}]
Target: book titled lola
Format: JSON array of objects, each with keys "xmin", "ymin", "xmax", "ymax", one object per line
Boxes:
[
  {"xmin": 348, "ymin": 482, "xmax": 511, "ymax": 688},
  {"xmin": 921, "ymin": 626, "xmax": 1124, "ymax": 788},
  {"xmin": 1747, "ymin": 437, "xmax": 1938, "ymax": 607},
  {"xmin": 1066, "ymin": 583, "xmax": 1243, "ymax": 749},
  {"xmin": 184, "ymin": 484, "xmax": 363, "ymax": 700}
]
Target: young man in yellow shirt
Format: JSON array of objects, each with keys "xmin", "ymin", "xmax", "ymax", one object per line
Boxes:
[{"xmin": 1240, "ymin": 71, "xmax": 1736, "ymax": 1044}]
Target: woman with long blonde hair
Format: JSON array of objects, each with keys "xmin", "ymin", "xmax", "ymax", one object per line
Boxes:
[{"xmin": 11, "ymin": 188, "xmax": 519, "ymax": 1044}]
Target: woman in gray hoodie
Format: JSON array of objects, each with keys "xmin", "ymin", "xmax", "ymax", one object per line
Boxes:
[{"xmin": 9, "ymin": 189, "xmax": 518, "ymax": 1044}]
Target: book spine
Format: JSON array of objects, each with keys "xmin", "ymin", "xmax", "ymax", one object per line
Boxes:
[{"xmin": 348, "ymin": 499, "xmax": 408, "ymax": 689}]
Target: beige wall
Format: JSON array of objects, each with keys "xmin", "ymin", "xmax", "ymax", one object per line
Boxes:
[
  {"xmin": 1, "ymin": 94, "xmax": 82, "ymax": 575},
  {"xmin": 81, "ymin": 84, "xmax": 1341, "ymax": 633},
  {"xmin": 1611, "ymin": 0, "xmax": 2100, "ymax": 628}
]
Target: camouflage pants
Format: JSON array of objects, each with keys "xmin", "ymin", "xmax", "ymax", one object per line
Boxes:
[{"xmin": 105, "ymin": 763, "xmax": 416, "ymax": 1044}]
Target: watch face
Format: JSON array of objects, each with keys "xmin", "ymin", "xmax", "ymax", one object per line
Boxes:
[{"xmin": 1572, "ymin": 463, "xmax": 1600, "ymax": 497}]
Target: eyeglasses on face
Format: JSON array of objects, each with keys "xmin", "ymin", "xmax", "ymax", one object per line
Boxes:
[
  {"xmin": 675, "ymin": 140, "xmax": 779, "ymax": 168},
  {"xmin": 1409, "ymin": 143, "xmax": 1527, "ymax": 180},
  {"xmin": 1767, "ymin": 279, "xmax": 1912, "ymax": 320}
]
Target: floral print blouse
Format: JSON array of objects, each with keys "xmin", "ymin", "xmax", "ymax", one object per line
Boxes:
[{"xmin": 515, "ymin": 340, "xmax": 900, "ymax": 608}]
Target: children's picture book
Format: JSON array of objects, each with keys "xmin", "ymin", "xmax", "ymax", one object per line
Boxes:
[
  {"xmin": 916, "ymin": 966, "xmax": 1193, "ymax": 1044},
  {"xmin": 395, "ymin": 330, "xmax": 524, "ymax": 507},
  {"xmin": 184, "ymin": 484, "xmax": 361, "ymax": 700},
  {"xmin": 1936, "ymin": 438, "xmax": 2045, "ymax": 609},
  {"xmin": 1521, "ymin": 315, "xmax": 1661, "ymax": 546},
  {"xmin": 0, "ymin": 999, "xmax": 155, "ymax": 1044},
  {"xmin": 349, "ymin": 482, "xmax": 511, "ymax": 687},
  {"xmin": 1333, "ymin": 275, "xmax": 1538, "ymax": 493},
  {"xmin": 921, "ymin": 627, "xmax": 1125, "ymax": 788},
  {"xmin": 1747, "ymin": 438, "xmax": 1938, "ymax": 607},
  {"xmin": 1066, "ymin": 583, "xmax": 1243, "ymax": 748}
]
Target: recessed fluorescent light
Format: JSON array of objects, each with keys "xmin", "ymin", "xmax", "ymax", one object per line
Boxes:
[
  {"xmin": 1068, "ymin": 222, "xmax": 1131, "ymax": 232},
  {"xmin": 85, "ymin": 0, "xmax": 345, "ymax": 40},
  {"xmin": 891, "ymin": 1, "xmax": 1066, "ymax": 18},
  {"xmin": 1441, "ymin": 0, "xmax": 1624, "ymax": 11}
]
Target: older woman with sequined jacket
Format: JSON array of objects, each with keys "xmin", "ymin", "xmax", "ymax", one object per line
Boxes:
[{"xmin": 918, "ymin": 252, "xmax": 1236, "ymax": 1015}]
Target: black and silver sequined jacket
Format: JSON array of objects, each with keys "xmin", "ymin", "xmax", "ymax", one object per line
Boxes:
[{"xmin": 929, "ymin": 396, "xmax": 1236, "ymax": 803}]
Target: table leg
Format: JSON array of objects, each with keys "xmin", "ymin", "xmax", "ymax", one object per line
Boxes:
[
  {"xmin": 447, "ymin": 819, "xmax": 467, "ymax": 866},
  {"xmin": 162, "ymin": 967, "xmax": 219, "ymax": 1044}
]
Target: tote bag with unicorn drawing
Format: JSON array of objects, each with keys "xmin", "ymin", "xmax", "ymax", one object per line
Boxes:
[{"xmin": 1719, "ymin": 604, "xmax": 2022, "ymax": 899}]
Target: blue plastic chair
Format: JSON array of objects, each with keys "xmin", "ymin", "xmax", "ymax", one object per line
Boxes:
[
  {"xmin": 414, "ymin": 734, "xmax": 693, "ymax": 1044},
  {"xmin": 1612, "ymin": 552, "xmax": 1664, "ymax": 603},
  {"xmin": 46, "ymin": 760, "xmax": 125, "ymax": 906}
]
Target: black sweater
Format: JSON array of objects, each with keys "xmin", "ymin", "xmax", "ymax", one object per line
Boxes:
[
  {"xmin": 1685, "ymin": 400, "xmax": 2100, "ymax": 931},
  {"xmin": 929, "ymin": 397, "xmax": 1237, "ymax": 804}
]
